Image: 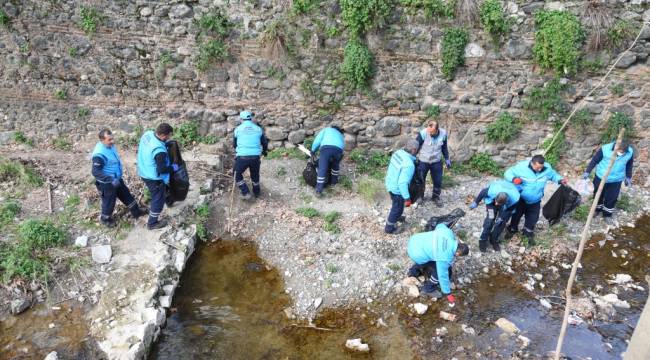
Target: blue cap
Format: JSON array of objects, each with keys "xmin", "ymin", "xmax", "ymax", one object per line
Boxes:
[{"xmin": 240, "ymin": 111, "xmax": 252, "ymax": 120}]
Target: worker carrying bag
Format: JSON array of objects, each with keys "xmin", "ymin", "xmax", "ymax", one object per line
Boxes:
[
  {"xmin": 165, "ymin": 140, "xmax": 190, "ymax": 203},
  {"xmin": 543, "ymin": 184, "xmax": 581, "ymax": 226}
]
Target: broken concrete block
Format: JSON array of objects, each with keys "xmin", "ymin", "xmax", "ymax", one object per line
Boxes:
[
  {"xmin": 75, "ymin": 235, "xmax": 88, "ymax": 247},
  {"xmin": 411, "ymin": 303, "xmax": 428, "ymax": 315},
  {"xmin": 495, "ymin": 318, "xmax": 520, "ymax": 334},
  {"xmin": 91, "ymin": 245, "xmax": 112, "ymax": 264},
  {"xmin": 439, "ymin": 311, "xmax": 457, "ymax": 322},
  {"xmin": 345, "ymin": 338, "xmax": 369, "ymax": 352}
]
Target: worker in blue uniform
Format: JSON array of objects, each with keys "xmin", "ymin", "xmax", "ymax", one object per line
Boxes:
[
  {"xmin": 91, "ymin": 128, "xmax": 147, "ymax": 227},
  {"xmin": 233, "ymin": 111, "xmax": 268, "ymax": 200},
  {"xmin": 470, "ymin": 180, "xmax": 520, "ymax": 252},
  {"xmin": 384, "ymin": 140, "xmax": 420, "ymax": 234},
  {"xmin": 504, "ymin": 155, "xmax": 566, "ymax": 245},
  {"xmin": 311, "ymin": 126, "xmax": 345, "ymax": 196},
  {"xmin": 407, "ymin": 224, "xmax": 470, "ymax": 305},
  {"xmin": 582, "ymin": 139, "xmax": 634, "ymax": 223},
  {"xmin": 137, "ymin": 123, "xmax": 177, "ymax": 230}
]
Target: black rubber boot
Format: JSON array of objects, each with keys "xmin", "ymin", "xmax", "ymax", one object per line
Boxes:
[
  {"xmin": 479, "ymin": 241, "xmax": 488, "ymax": 253},
  {"xmin": 148, "ymin": 219, "xmax": 168, "ymax": 230}
]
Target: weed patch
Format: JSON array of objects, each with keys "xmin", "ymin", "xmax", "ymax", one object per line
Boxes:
[
  {"xmin": 296, "ymin": 207, "xmax": 320, "ymax": 218},
  {"xmin": 486, "ymin": 112, "xmax": 521, "ymax": 143},
  {"xmin": 533, "ymin": 10, "xmax": 585, "ymax": 75}
]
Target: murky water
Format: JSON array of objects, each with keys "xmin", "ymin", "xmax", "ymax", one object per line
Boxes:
[{"xmin": 153, "ymin": 216, "xmax": 649, "ymax": 359}]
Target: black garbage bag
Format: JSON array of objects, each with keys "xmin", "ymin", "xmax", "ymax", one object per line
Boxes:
[
  {"xmin": 425, "ymin": 208, "xmax": 466, "ymax": 231},
  {"xmin": 408, "ymin": 171, "xmax": 425, "ymax": 204},
  {"xmin": 165, "ymin": 140, "xmax": 190, "ymax": 202},
  {"xmin": 543, "ymin": 184, "xmax": 581, "ymax": 226},
  {"xmin": 303, "ymin": 154, "xmax": 330, "ymax": 188}
]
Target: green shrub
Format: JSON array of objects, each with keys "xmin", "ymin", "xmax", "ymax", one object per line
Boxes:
[
  {"xmin": 54, "ymin": 89, "xmax": 68, "ymax": 100},
  {"xmin": 175, "ymin": 121, "xmax": 218, "ymax": 146},
  {"xmin": 339, "ymin": 0, "xmax": 392, "ymax": 38},
  {"xmin": 609, "ymin": 83, "xmax": 624, "ymax": 97},
  {"xmin": 68, "ymin": 47, "xmax": 78, "ymax": 57},
  {"xmin": 0, "ymin": 9, "xmax": 10, "ymax": 28},
  {"xmin": 479, "ymin": 0, "xmax": 510, "ymax": 43},
  {"xmin": 617, "ymin": 193, "xmax": 637, "ymax": 212},
  {"xmin": 424, "ymin": 104, "xmax": 441, "ymax": 118},
  {"xmin": 571, "ymin": 109, "xmax": 592, "ymax": 130},
  {"xmin": 194, "ymin": 203, "xmax": 211, "ymax": 241},
  {"xmin": 468, "ymin": 152, "xmax": 501, "ymax": 176},
  {"xmin": 64, "ymin": 195, "xmax": 80, "ymax": 209},
  {"xmin": 77, "ymin": 107, "xmax": 90, "ymax": 117},
  {"xmin": 607, "ymin": 19, "xmax": 635, "ymax": 50},
  {"xmin": 485, "ymin": 112, "xmax": 521, "ymax": 143},
  {"xmin": 0, "ymin": 243, "xmax": 50, "ymax": 283},
  {"xmin": 13, "ymin": 132, "xmax": 34, "ymax": 146},
  {"xmin": 580, "ymin": 57, "xmax": 604, "ymax": 75},
  {"xmin": 326, "ymin": 263, "xmax": 340, "ymax": 273},
  {"xmin": 400, "ymin": 0, "xmax": 455, "ymax": 18},
  {"xmin": 533, "ymin": 10, "xmax": 585, "ymax": 75},
  {"xmin": 541, "ymin": 123, "xmax": 566, "ymax": 167},
  {"xmin": 523, "ymin": 78, "xmax": 568, "ymax": 121},
  {"xmin": 341, "ymin": 39, "xmax": 375, "ymax": 91},
  {"xmin": 441, "ymin": 27, "xmax": 469, "ymax": 80},
  {"xmin": 323, "ymin": 211, "xmax": 341, "ymax": 223},
  {"xmin": 0, "ymin": 201, "xmax": 20, "ymax": 229},
  {"xmin": 339, "ymin": 175, "xmax": 353, "ymax": 190},
  {"xmin": 79, "ymin": 6, "xmax": 103, "ymax": 35},
  {"xmin": 326, "ymin": 26, "xmax": 341, "ymax": 38},
  {"xmin": 52, "ymin": 138, "xmax": 72, "ymax": 151},
  {"xmin": 323, "ymin": 221, "xmax": 340, "ymax": 234},
  {"xmin": 572, "ymin": 204, "xmax": 589, "ymax": 222},
  {"xmin": 350, "ymin": 149, "xmax": 390, "ymax": 179},
  {"xmin": 296, "ymin": 207, "xmax": 320, "ymax": 218},
  {"xmin": 18, "ymin": 219, "xmax": 67, "ymax": 250},
  {"xmin": 292, "ymin": 0, "xmax": 320, "ymax": 14},
  {"xmin": 196, "ymin": 7, "xmax": 233, "ymax": 37},
  {"xmin": 0, "ymin": 159, "xmax": 43, "ymax": 187},
  {"xmin": 196, "ymin": 39, "xmax": 229, "ymax": 71},
  {"xmin": 265, "ymin": 147, "xmax": 305, "ymax": 160},
  {"xmin": 602, "ymin": 112, "xmax": 635, "ymax": 143}
]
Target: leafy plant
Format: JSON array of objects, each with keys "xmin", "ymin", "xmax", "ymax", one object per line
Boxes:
[
  {"xmin": 341, "ymin": 39, "xmax": 375, "ymax": 91},
  {"xmin": 479, "ymin": 0, "xmax": 510, "ymax": 43},
  {"xmin": 468, "ymin": 152, "xmax": 501, "ymax": 176},
  {"xmin": 194, "ymin": 203, "xmax": 211, "ymax": 241},
  {"xmin": 607, "ymin": 19, "xmax": 635, "ymax": 50},
  {"xmin": 571, "ymin": 108, "xmax": 592, "ymax": 130},
  {"xmin": 326, "ymin": 263, "xmax": 340, "ymax": 273},
  {"xmin": 572, "ymin": 204, "xmax": 589, "ymax": 222},
  {"xmin": 602, "ymin": 112, "xmax": 635, "ymax": 142},
  {"xmin": 400, "ymin": 0, "xmax": 455, "ymax": 18},
  {"xmin": 323, "ymin": 211, "xmax": 341, "ymax": 233},
  {"xmin": 175, "ymin": 121, "xmax": 218, "ymax": 146},
  {"xmin": 339, "ymin": 0, "xmax": 392, "ymax": 38},
  {"xmin": 349, "ymin": 149, "xmax": 390, "ymax": 179},
  {"xmin": 523, "ymin": 78, "xmax": 568, "ymax": 121},
  {"xmin": 0, "ymin": 243, "xmax": 50, "ymax": 283},
  {"xmin": 77, "ymin": 107, "xmax": 90, "ymax": 117},
  {"xmin": 580, "ymin": 57, "xmax": 604, "ymax": 75},
  {"xmin": 52, "ymin": 138, "xmax": 72, "ymax": 151},
  {"xmin": 0, "ymin": 9, "xmax": 10, "ymax": 28},
  {"xmin": 68, "ymin": 47, "xmax": 78, "ymax": 57},
  {"xmin": 79, "ymin": 6, "xmax": 103, "ymax": 35},
  {"xmin": 617, "ymin": 193, "xmax": 637, "ymax": 212},
  {"xmin": 339, "ymin": 175, "xmax": 353, "ymax": 190},
  {"xmin": 424, "ymin": 104, "xmax": 441, "ymax": 118},
  {"xmin": 13, "ymin": 132, "xmax": 34, "ymax": 147},
  {"xmin": 323, "ymin": 211, "xmax": 341, "ymax": 223},
  {"xmin": 541, "ymin": 122, "xmax": 567, "ymax": 167},
  {"xmin": 196, "ymin": 39, "xmax": 229, "ymax": 71},
  {"xmin": 441, "ymin": 172, "xmax": 458, "ymax": 188},
  {"xmin": 18, "ymin": 219, "xmax": 67, "ymax": 250},
  {"xmin": 326, "ymin": 26, "xmax": 340, "ymax": 38},
  {"xmin": 609, "ymin": 83, "xmax": 624, "ymax": 97},
  {"xmin": 486, "ymin": 112, "xmax": 521, "ymax": 143},
  {"xmin": 196, "ymin": 7, "xmax": 233, "ymax": 38},
  {"xmin": 64, "ymin": 195, "xmax": 81, "ymax": 209},
  {"xmin": 265, "ymin": 147, "xmax": 305, "ymax": 160},
  {"xmin": 533, "ymin": 10, "xmax": 585, "ymax": 75},
  {"xmin": 0, "ymin": 159, "xmax": 43, "ymax": 187},
  {"xmin": 159, "ymin": 51, "xmax": 173, "ymax": 67},
  {"xmin": 441, "ymin": 27, "xmax": 469, "ymax": 80},
  {"xmin": 293, "ymin": 0, "xmax": 320, "ymax": 14},
  {"xmin": 54, "ymin": 89, "xmax": 68, "ymax": 100},
  {"xmin": 296, "ymin": 207, "xmax": 320, "ymax": 218},
  {"xmin": 0, "ymin": 201, "xmax": 20, "ymax": 229}
]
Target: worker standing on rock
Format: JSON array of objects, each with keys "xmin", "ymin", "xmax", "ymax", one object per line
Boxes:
[
  {"xmin": 415, "ymin": 121, "xmax": 451, "ymax": 207},
  {"xmin": 384, "ymin": 140, "xmax": 420, "ymax": 234},
  {"xmin": 407, "ymin": 224, "xmax": 469, "ymax": 304},
  {"xmin": 311, "ymin": 126, "xmax": 345, "ymax": 197},
  {"xmin": 582, "ymin": 139, "xmax": 634, "ymax": 223},
  {"xmin": 504, "ymin": 155, "xmax": 567, "ymax": 245},
  {"xmin": 91, "ymin": 128, "xmax": 148, "ymax": 228},
  {"xmin": 137, "ymin": 123, "xmax": 176, "ymax": 230},
  {"xmin": 233, "ymin": 111, "xmax": 268, "ymax": 200},
  {"xmin": 470, "ymin": 180, "xmax": 520, "ymax": 252}
]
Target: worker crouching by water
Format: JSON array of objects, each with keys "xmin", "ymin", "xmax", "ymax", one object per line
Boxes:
[
  {"xmin": 407, "ymin": 224, "xmax": 469, "ymax": 306},
  {"xmin": 470, "ymin": 180, "xmax": 520, "ymax": 252}
]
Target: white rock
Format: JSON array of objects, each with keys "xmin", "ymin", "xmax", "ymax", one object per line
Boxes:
[
  {"xmin": 464, "ymin": 43, "xmax": 485, "ymax": 58},
  {"xmin": 540, "ymin": 298, "xmax": 552, "ymax": 309},
  {"xmin": 608, "ymin": 274, "xmax": 632, "ymax": 285},
  {"xmin": 495, "ymin": 318, "xmax": 519, "ymax": 334},
  {"xmin": 534, "ymin": 273, "xmax": 543, "ymax": 281},
  {"xmin": 461, "ymin": 324, "xmax": 476, "ymax": 336},
  {"xmin": 44, "ymin": 351, "xmax": 58, "ymax": 360},
  {"xmin": 140, "ymin": 7, "xmax": 152, "ymax": 17},
  {"xmin": 345, "ymin": 338, "xmax": 369, "ymax": 352},
  {"xmin": 313, "ymin": 297, "xmax": 322, "ymax": 309},
  {"xmin": 518, "ymin": 246, "xmax": 526, "ymax": 254},
  {"xmin": 517, "ymin": 335, "xmax": 530, "ymax": 348},
  {"xmin": 159, "ymin": 295, "xmax": 171, "ymax": 308},
  {"xmin": 74, "ymin": 235, "xmax": 88, "ymax": 247},
  {"xmin": 91, "ymin": 245, "xmax": 112, "ymax": 264},
  {"xmin": 568, "ymin": 314, "xmax": 583, "ymax": 325},
  {"xmin": 436, "ymin": 326, "xmax": 448, "ymax": 336},
  {"xmin": 412, "ymin": 303, "xmax": 428, "ymax": 315}
]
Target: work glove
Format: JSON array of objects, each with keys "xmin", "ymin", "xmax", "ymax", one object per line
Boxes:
[
  {"xmin": 447, "ymin": 294, "xmax": 456, "ymax": 307},
  {"xmin": 262, "ymin": 150, "xmax": 268, "ymax": 157},
  {"xmin": 624, "ymin": 177, "xmax": 632, "ymax": 187},
  {"xmin": 445, "ymin": 159, "xmax": 452, "ymax": 169},
  {"xmin": 512, "ymin": 177, "xmax": 522, "ymax": 185},
  {"xmin": 582, "ymin": 172, "xmax": 590, "ymax": 180},
  {"xmin": 559, "ymin": 178, "xmax": 568, "ymax": 185},
  {"xmin": 469, "ymin": 202, "xmax": 478, "ymax": 210},
  {"xmin": 404, "ymin": 199, "xmax": 412, "ymax": 208},
  {"xmin": 111, "ymin": 178, "xmax": 120, "ymax": 188},
  {"xmin": 172, "ymin": 164, "xmax": 180, "ymax": 172}
]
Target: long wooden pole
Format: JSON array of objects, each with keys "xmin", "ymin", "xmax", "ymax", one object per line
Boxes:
[{"xmin": 554, "ymin": 128, "xmax": 625, "ymax": 359}]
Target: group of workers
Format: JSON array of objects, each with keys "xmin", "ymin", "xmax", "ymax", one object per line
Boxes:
[{"xmin": 90, "ymin": 111, "xmax": 635, "ymax": 306}]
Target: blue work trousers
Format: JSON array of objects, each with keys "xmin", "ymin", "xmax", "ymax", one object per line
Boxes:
[
  {"xmin": 235, "ymin": 156, "xmax": 261, "ymax": 196},
  {"xmin": 593, "ymin": 176, "xmax": 622, "ymax": 217},
  {"xmin": 96, "ymin": 180, "xmax": 140, "ymax": 220},
  {"xmin": 385, "ymin": 192, "xmax": 405, "ymax": 233},
  {"xmin": 480, "ymin": 203, "xmax": 514, "ymax": 244},
  {"xmin": 418, "ymin": 161, "xmax": 443, "ymax": 200},
  {"xmin": 143, "ymin": 179, "xmax": 166, "ymax": 226},
  {"xmin": 508, "ymin": 200, "xmax": 541, "ymax": 238},
  {"xmin": 316, "ymin": 146, "xmax": 343, "ymax": 193}
]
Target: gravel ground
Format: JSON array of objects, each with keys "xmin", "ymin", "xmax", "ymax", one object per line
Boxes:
[{"xmin": 217, "ymin": 156, "xmax": 650, "ymax": 319}]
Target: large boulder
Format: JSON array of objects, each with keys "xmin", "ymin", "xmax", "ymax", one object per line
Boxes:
[
  {"xmin": 427, "ymin": 80, "xmax": 456, "ymax": 101},
  {"xmin": 377, "ymin": 117, "xmax": 402, "ymax": 137},
  {"xmin": 504, "ymin": 38, "xmax": 533, "ymax": 60}
]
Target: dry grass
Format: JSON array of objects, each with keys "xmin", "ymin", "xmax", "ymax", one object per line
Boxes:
[
  {"xmin": 259, "ymin": 18, "xmax": 289, "ymax": 60},
  {"xmin": 582, "ymin": 1, "xmax": 613, "ymax": 50},
  {"xmin": 456, "ymin": 0, "xmax": 479, "ymax": 25}
]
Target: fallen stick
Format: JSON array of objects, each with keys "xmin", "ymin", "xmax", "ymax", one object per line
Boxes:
[
  {"xmin": 554, "ymin": 128, "xmax": 625, "ymax": 359},
  {"xmin": 289, "ymin": 324, "xmax": 335, "ymax": 331},
  {"xmin": 227, "ymin": 170, "xmax": 236, "ymax": 234},
  {"xmin": 297, "ymin": 144, "xmax": 312, "ymax": 157},
  {"xmin": 47, "ymin": 178, "xmax": 53, "ymax": 214}
]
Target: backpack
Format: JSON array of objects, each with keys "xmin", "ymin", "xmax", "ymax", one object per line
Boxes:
[
  {"xmin": 543, "ymin": 185, "xmax": 581, "ymax": 226},
  {"xmin": 165, "ymin": 140, "xmax": 190, "ymax": 202}
]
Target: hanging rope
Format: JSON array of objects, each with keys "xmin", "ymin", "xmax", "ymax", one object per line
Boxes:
[{"xmin": 543, "ymin": 22, "xmax": 649, "ymax": 156}]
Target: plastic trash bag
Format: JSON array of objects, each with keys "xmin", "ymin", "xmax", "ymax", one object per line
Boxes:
[
  {"xmin": 425, "ymin": 208, "xmax": 466, "ymax": 231},
  {"xmin": 574, "ymin": 179, "xmax": 593, "ymax": 196}
]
